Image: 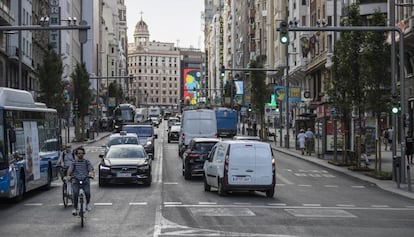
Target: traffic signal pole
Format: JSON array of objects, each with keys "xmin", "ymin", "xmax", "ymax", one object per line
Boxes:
[{"xmin": 280, "ymin": 25, "xmax": 405, "ymax": 181}]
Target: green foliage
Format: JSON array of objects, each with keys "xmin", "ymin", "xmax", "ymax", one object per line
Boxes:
[
  {"xmin": 37, "ymin": 44, "xmax": 65, "ymax": 114},
  {"xmin": 360, "ymin": 11, "xmax": 391, "ymax": 117},
  {"xmin": 71, "ymin": 63, "xmax": 92, "ymax": 118},
  {"xmin": 249, "ymin": 55, "xmax": 269, "ymax": 116}
]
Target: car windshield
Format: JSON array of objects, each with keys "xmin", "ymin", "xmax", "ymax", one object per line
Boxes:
[
  {"xmin": 40, "ymin": 140, "xmax": 59, "ymax": 152},
  {"xmin": 106, "ymin": 147, "xmax": 146, "ymax": 159},
  {"xmin": 108, "ymin": 137, "xmax": 139, "ymax": 147},
  {"xmin": 193, "ymin": 142, "xmax": 217, "ymax": 153}
]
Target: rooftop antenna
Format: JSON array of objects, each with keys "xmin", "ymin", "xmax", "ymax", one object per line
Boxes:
[{"xmin": 139, "ymin": 11, "xmax": 144, "ymax": 21}]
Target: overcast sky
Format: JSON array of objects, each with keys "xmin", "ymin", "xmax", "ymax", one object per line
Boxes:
[{"xmin": 125, "ymin": 0, "xmax": 204, "ymax": 49}]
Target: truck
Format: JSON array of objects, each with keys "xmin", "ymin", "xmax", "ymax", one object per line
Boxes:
[{"xmin": 215, "ymin": 107, "xmax": 238, "ymax": 137}]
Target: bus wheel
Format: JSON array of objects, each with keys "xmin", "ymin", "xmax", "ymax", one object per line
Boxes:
[{"xmin": 15, "ymin": 173, "xmax": 25, "ymax": 202}]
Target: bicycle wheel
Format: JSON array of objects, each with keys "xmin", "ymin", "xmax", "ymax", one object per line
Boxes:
[
  {"xmin": 79, "ymin": 196, "xmax": 84, "ymax": 227},
  {"xmin": 62, "ymin": 182, "xmax": 68, "ymax": 208}
]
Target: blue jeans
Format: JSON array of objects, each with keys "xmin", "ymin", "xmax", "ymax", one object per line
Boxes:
[{"xmin": 72, "ymin": 178, "xmax": 91, "ymax": 209}]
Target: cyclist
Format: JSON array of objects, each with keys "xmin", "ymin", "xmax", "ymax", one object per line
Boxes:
[
  {"xmin": 56, "ymin": 144, "xmax": 75, "ymax": 195},
  {"xmin": 67, "ymin": 147, "xmax": 95, "ymax": 216}
]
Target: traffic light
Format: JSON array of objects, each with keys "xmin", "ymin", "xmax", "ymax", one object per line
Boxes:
[
  {"xmin": 279, "ymin": 21, "xmax": 289, "ymax": 44},
  {"xmin": 275, "ymin": 101, "xmax": 280, "ymax": 112},
  {"xmin": 220, "ymin": 65, "xmax": 225, "ymax": 77},
  {"xmin": 391, "ymin": 95, "xmax": 400, "ymax": 114},
  {"xmin": 248, "ymin": 104, "xmax": 252, "ymax": 112}
]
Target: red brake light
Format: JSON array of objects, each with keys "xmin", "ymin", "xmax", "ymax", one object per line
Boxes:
[{"xmin": 188, "ymin": 153, "xmax": 200, "ymax": 159}]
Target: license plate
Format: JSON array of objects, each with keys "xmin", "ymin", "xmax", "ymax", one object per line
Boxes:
[
  {"xmin": 232, "ymin": 176, "xmax": 251, "ymax": 182},
  {"xmin": 117, "ymin": 172, "xmax": 132, "ymax": 177}
]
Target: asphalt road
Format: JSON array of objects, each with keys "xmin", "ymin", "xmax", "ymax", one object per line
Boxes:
[{"xmin": 1, "ymin": 121, "xmax": 413, "ymax": 237}]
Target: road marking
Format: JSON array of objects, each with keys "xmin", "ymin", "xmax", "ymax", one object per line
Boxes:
[
  {"xmin": 93, "ymin": 202, "xmax": 112, "ymax": 206},
  {"xmin": 297, "ymin": 184, "xmax": 312, "ymax": 187},
  {"xmin": 234, "ymin": 202, "xmax": 251, "ymax": 205},
  {"xmin": 276, "ymin": 183, "xmax": 286, "ymax": 186},
  {"xmin": 336, "ymin": 204, "xmax": 355, "ymax": 207},
  {"xmin": 163, "ymin": 182, "xmax": 178, "ymax": 185},
  {"xmin": 285, "ymin": 208, "xmax": 357, "ymax": 218},
  {"xmin": 276, "ymin": 173, "xmax": 294, "ymax": 185},
  {"xmin": 24, "ymin": 203, "xmax": 43, "ymax": 206},
  {"xmin": 268, "ymin": 203, "xmax": 287, "ymax": 206},
  {"xmin": 371, "ymin": 205, "xmax": 390, "ymax": 208},
  {"xmin": 303, "ymin": 204, "xmax": 321, "ymax": 207},
  {"xmin": 406, "ymin": 205, "xmax": 414, "ymax": 208},
  {"xmin": 351, "ymin": 185, "xmax": 366, "ymax": 188},
  {"xmin": 198, "ymin": 202, "xmax": 217, "ymax": 205},
  {"xmin": 324, "ymin": 185, "xmax": 339, "ymax": 188},
  {"xmin": 129, "ymin": 202, "xmax": 147, "ymax": 206},
  {"xmin": 164, "ymin": 201, "xmax": 182, "ymax": 206},
  {"xmin": 190, "ymin": 207, "xmax": 255, "ymax": 216}
]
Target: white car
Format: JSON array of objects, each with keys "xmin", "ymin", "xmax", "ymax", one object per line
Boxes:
[{"xmin": 203, "ymin": 140, "xmax": 275, "ymax": 197}]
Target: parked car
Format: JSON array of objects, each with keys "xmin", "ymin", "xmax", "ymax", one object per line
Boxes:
[
  {"xmin": 98, "ymin": 144, "xmax": 152, "ymax": 186},
  {"xmin": 123, "ymin": 124, "xmax": 157, "ymax": 159},
  {"xmin": 179, "ymin": 109, "xmax": 217, "ymax": 157},
  {"xmin": 203, "ymin": 140, "xmax": 275, "ymax": 197},
  {"xmin": 168, "ymin": 125, "xmax": 181, "ymax": 143},
  {"xmin": 182, "ymin": 138, "xmax": 221, "ymax": 180}
]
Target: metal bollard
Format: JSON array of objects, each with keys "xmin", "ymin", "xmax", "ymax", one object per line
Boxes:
[
  {"xmin": 393, "ymin": 156, "xmax": 401, "ymax": 188},
  {"xmin": 407, "ymin": 165, "xmax": 412, "ymax": 192}
]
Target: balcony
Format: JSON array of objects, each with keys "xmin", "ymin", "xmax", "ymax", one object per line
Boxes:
[{"xmin": 0, "ymin": 1, "xmax": 15, "ymax": 26}]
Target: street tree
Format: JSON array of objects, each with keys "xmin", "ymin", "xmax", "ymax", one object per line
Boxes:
[
  {"xmin": 360, "ymin": 10, "xmax": 391, "ymax": 172},
  {"xmin": 108, "ymin": 82, "xmax": 124, "ymax": 114},
  {"xmin": 249, "ymin": 55, "xmax": 270, "ymax": 138},
  {"xmin": 71, "ymin": 62, "xmax": 92, "ymax": 141},
  {"xmin": 37, "ymin": 44, "xmax": 65, "ymax": 114},
  {"xmin": 329, "ymin": 3, "xmax": 365, "ymax": 165}
]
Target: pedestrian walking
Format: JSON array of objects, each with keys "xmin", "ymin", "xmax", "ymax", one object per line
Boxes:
[
  {"xmin": 297, "ymin": 129, "xmax": 306, "ymax": 155},
  {"xmin": 388, "ymin": 127, "xmax": 393, "ymax": 151},
  {"xmin": 305, "ymin": 128, "xmax": 315, "ymax": 155},
  {"xmin": 406, "ymin": 131, "xmax": 413, "ymax": 165},
  {"xmin": 383, "ymin": 128, "xmax": 389, "ymax": 151}
]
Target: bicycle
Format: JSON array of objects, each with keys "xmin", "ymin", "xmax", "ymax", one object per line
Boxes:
[
  {"xmin": 56, "ymin": 165, "xmax": 72, "ymax": 208},
  {"xmin": 72, "ymin": 176, "xmax": 93, "ymax": 227}
]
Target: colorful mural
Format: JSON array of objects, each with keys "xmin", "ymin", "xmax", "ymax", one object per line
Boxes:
[{"xmin": 183, "ymin": 68, "xmax": 202, "ymax": 105}]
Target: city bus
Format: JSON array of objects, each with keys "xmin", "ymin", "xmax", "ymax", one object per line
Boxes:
[
  {"xmin": 113, "ymin": 103, "xmax": 136, "ymax": 132},
  {"xmin": 0, "ymin": 88, "xmax": 60, "ymax": 201}
]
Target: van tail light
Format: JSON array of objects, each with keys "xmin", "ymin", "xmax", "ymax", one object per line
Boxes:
[
  {"xmin": 272, "ymin": 158, "xmax": 276, "ymax": 184},
  {"xmin": 215, "ymin": 133, "xmax": 218, "ymax": 138},
  {"xmin": 224, "ymin": 155, "xmax": 229, "ymax": 184}
]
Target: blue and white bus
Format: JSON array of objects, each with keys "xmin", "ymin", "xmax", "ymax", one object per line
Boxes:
[{"xmin": 0, "ymin": 88, "xmax": 60, "ymax": 200}]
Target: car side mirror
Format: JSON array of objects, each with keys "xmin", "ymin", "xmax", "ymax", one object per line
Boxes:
[
  {"xmin": 99, "ymin": 154, "xmax": 104, "ymax": 159},
  {"xmin": 154, "ymin": 134, "xmax": 158, "ymax": 139}
]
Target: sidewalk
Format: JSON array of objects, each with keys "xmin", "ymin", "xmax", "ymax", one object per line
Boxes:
[
  {"xmin": 61, "ymin": 125, "xmax": 111, "ymax": 147},
  {"xmin": 241, "ymin": 125, "xmax": 414, "ymax": 200}
]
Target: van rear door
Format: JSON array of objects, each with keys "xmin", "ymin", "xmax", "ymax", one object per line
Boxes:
[
  {"xmin": 254, "ymin": 144, "xmax": 273, "ymax": 185},
  {"xmin": 227, "ymin": 143, "xmax": 255, "ymax": 186}
]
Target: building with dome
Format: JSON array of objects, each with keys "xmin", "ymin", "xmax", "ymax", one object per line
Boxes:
[{"xmin": 128, "ymin": 16, "xmax": 181, "ymax": 109}]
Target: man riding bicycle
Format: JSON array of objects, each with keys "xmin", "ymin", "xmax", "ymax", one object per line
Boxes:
[
  {"xmin": 67, "ymin": 147, "xmax": 95, "ymax": 216},
  {"xmin": 56, "ymin": 144, "xmax": 75, "ymax": 195}
]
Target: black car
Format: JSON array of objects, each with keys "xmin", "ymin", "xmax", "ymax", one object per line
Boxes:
[
  {"xmin": 182, "ymin": 138, "xmax": 221, "ymax": 180},
  {"xmin": 98, "ymin": 144, "xmax": 152, "ymax": 186},
  {"xmin": 168, "ymin": 125, "xmax": 181, "ymax": 143},
  {"xmin": 123, "ymin": 124, "xmax": 157, "ymax": 159}
]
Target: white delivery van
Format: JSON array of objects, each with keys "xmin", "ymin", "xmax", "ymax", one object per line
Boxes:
[
  {"xmin": 203, "ymin": 140, "xmax": 275, "ymax": 197},
  {"xmin": 179, "ymin": 109, "xmax": 217, "ymax": 157}
]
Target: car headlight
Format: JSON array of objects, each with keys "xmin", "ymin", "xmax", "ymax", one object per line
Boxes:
[
  {"xmin": 146, "ymin": 140, "xmax": 152, "ymax": 146},
  {"xmin": 100, "ymin": 165, "xmax": 111, "ymax": 170}
]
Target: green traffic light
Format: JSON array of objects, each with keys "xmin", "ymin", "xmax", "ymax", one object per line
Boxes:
[
  {"xmin": 280, "ymin": 36, "xmax": 288, "ymax": 44},
  {"xmin": 392, "ymin": 107, "xmax": 399, "ymax": 114}
]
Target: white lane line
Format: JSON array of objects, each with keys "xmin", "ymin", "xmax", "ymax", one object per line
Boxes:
[
  {"xmin": 234, "ymin": 202, "xmax": 251, "ymax": 205},
  {"xmin": 275, "ymin": 183, "xmax": 286, "ymax": 186},
  {"xmin": 324, "ymin": 185, "xmax": 339, "ymax": 188},
  {"xmin": 371, "ymin": 205, "xmax": 390, "ymax": 208},
  {"xmin": 164, "ymin": 182, "xmax": 178, "ymax": 185},
  {"xmin": 406, "ymin": 205, "xmax": 414, "ymax": 208},
  {"xmin": 198, "ymin": 202, "xmax": 217, "ymax": 205},
  {"xmin": 93, "ymin": 203, "xmax": 112, "ymax": 206},
  {"xmin": 268, "ymin": 203, "xmax": 287, "ymax": 206},
  {"xmin": 303, "ymin": 204, "xmax": 321, "ymax": 207},
  {"xmin": 164, "ymin": 201, "xmax": 182, "ymax": 205},
  {"xmin": 297, "ymin": 184, "xmax": 312, "ymax": 187},
  {"xmin": 24, "ymin": 203, "xmax": 43, "ymax": 206},
  {"xmin": 336, "ymin": 204, "xmax": 355, "ymax": 207},
  {"xmin": 351, "ymin": 185, "xmax": 365, "ymax": 188},
  {"xmin": 276, "ymin": 173, "xmax": 294, "ymax": 185},
  {"xmin": 129, "ymin": 202, "xmax": 147, "ymax": 206}
]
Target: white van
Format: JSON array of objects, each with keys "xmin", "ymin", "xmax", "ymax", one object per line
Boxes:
[
  {"xmin": 179, "ymin": 109, "xmax": 217, "ymax": 157},
  {"xmin": 203, "ymin": 140, "xmax": 275, "ymax": 197}
]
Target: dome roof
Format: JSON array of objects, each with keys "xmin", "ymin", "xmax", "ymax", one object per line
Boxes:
[{"xmin": 134, "ymin": 19, "xmax": 149, "ymax": 34}]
